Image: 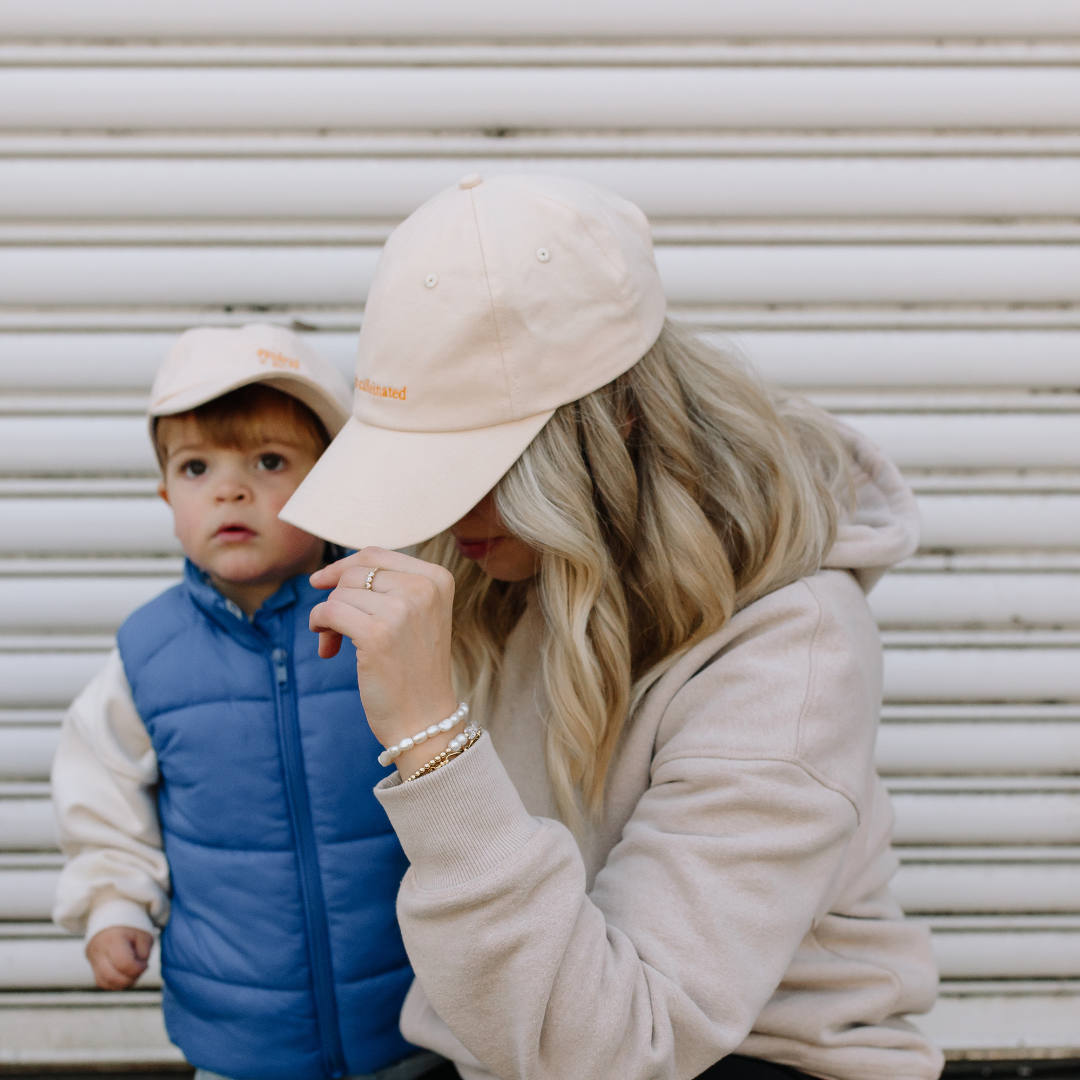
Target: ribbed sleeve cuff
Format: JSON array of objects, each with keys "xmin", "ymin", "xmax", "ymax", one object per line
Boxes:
[
  {"xmin": 85, "ymin": 898, "xmax": 157, "ymax": 943},
  {"xmin": 375, "ymin": 732, "xmax": 540, "ymax": 891}
]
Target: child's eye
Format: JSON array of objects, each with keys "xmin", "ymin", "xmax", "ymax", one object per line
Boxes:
[
  {"xmin": 181, "ymin": 459, "xmax": 207, "ymax": 478},
  {"xmin": 258, "ymin": 453, "xmax": 286, "ymax": 472}
]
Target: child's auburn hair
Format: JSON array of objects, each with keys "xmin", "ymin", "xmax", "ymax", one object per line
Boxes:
[{"xmin": 153, "ymin": 383, "xmax": 332, "ymax": 469}]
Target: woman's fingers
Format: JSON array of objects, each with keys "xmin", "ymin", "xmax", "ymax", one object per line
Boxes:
[
  {"xmin": 311, "ymin": 546, "xmax": 454, "ymax": 595},
  {"xmin": 309, "ymin": 548, "xmax": 371, "ymax": 590},
  {"xmin": 310, "ymin": 588, "xmax": 401, "ymax": 646}
]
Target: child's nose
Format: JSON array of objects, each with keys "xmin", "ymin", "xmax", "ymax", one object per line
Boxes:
[{"xmin": 214, "ymin": 477, "xmax": 250, "ymax": 502}]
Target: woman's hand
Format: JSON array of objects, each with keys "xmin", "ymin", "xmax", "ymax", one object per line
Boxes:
[{"xmin": 310, "ymin": 548, "xmax": 460, "ymax": 777}]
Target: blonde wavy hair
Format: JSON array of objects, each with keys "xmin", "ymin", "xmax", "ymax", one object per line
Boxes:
[{"xmin": 417, "ymin": 319, "xmax": 851, "ymax": 830}]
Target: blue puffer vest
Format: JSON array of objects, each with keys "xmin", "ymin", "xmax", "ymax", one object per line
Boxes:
[{"xmin": 116, "ymin": 561, "xmax": 413, "ymax": 1080}]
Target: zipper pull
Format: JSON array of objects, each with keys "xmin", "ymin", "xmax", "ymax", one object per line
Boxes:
[{"xmin": 272, "ymin": 648, "xmax": 288, "ymax": 687}]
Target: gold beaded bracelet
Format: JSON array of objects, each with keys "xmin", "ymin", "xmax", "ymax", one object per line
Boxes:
[{"xmin": 403, "ymin": 727, "xmax": 482, "ymax": 782}]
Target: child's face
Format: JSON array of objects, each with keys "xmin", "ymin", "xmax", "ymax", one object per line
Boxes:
[{"xmin": 158, "ymin": 415, "xmax": 324, "ymax": 592}]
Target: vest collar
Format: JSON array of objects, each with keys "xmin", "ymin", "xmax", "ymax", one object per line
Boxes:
[{"xmin": 182, "ymin": 559, "xmax": 324, "ymax": 649}]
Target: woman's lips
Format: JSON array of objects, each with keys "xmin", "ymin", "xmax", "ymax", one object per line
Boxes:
[
  {"xmin": 454, "ymin": 536, "xmax": 502, "ymax": 561},
  {"xmin": 215, "ymin": 525, "xmax": 256, "ymax": 543}
]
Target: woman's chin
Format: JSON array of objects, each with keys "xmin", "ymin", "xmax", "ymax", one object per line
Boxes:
[{"xmin": 477, "ymin": 556, "xmax": 541, "ymax": 584}]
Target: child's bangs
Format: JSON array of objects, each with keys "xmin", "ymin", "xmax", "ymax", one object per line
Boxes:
[{"xmin": 155, "ymin": 383, "xmax": 331, "ymax": 466}]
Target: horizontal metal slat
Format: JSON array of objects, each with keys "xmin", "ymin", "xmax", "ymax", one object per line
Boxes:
[
  {"xmin": 877, "ymin": 723, "xmax": 1080, "ymax": 775},
  {"xmin": 23, "ymin": 860, "xmax": 1080, "ymax": 923},
  {"xmin": 7, "ymin": 157, "xmax": 1080, "ymax": 221},
  {"xmin": 3, "ymin": 67, "xmax": 1080, "ymax": 132},
  {"xmin": 838, "ymin": 414, "xmax": 1080, "ymax": 470},
  {"xmin": 43, "ymin": 567, "xmax": 1080, "ymax": 636},
  {"xmin": 2, "ymin": 984, "xmax": 1067, "ymax": 1064},
  {"xmin": 0, "ymin": 331, "xmax": 356, "ymax": 392},
  {"xmin": 917, "ymin": 494, "xmax": 1080, "ymax": 549},
  {"xmin": 932, "ymin": 928, "xmax": 1080, "ymax": 980},
  {"xmin": 0, "ymin": 870, "xmax": 59, "ymax": 920},
  {"xmin": 5, "ymin": 634, "xmax": 1080, "ymax": 710},
  {"xmin": 2, "ymin": 330, "xmax": 1077, "ymax": 393},
  {"xmin": 894, "ymin": 862, "xmax": 1080, "ymax": 915},
  {"xmin": 13, "ymin": 783, "xmax": 1080, "ymax": 854},
  {"xmin": 4, "ymin": 918, "xmax": 1080, "ymax": 988},
  {"xmin": 4, "ymin": 492, "xmax": 1076, "ymax": 556},
  {"xmin": 0, "ymin": 728, "xmax": 58, "ymax": 781},
  {"xmin": 10, "ymin": 413, "xmax": 1080, "ymax": 476},
  {"xmin": 0, "ymin": 246, "xmax": 377, "ymax": 307},
  {"xmin": 892, "ymin": 793, "xmax": 1080, "ymax": 845},
  {"xmin": 922, "ymin": 982, "xmax": 1080, "ymax": 1058},
  {"xmin": 12, "ymin": 44, "xmax": 1080, "ymax": 71},
  {"xmin": 0, "ymin": 989, "xmax": 179, "ymax": 1067},
  {"xmin": 7, "ymin": 568, "xmax": 1080, "ymax": 635},
  {"xmin": 870, "ymin": 573, "xmax": 1080, "ymax": 628},
  {"xmin": 3, "ymin": 244, "xmax": 1080, "ymax": 308},
  {"xmin": 0, "ymin": 499, "xmax": 177, "ymax": 556},
  {"xmin": 0, "ymin": 934, "xmax": 160, "ymax": 991},
  {"xmin": 657, "ymin": 246, "xmax": 1080, "ymax": 307},
  {"xmin": 0, "ymin": 653, "xmax": 109, "ymax": 709},
  {"xmin": 883, "ymin": 648, "xmax": 1080, "ymax": 702},
  {"xmin": 733, "ymin": 330, "xmax": 1080, "ymax": 390},
  {"xmin": 10, "ymin": 414, "xmax": 1080, "ymax": 474},
  {"xmin": 0, "ymin": 798, "xmax": 58, "ymax": 850},
  {"xmin": 0, "ymin": 304, "xmax": 1076, "ymax": 334},
  {"xmin": 0, "ymin": 417, "xmax": 156, "ymax": 474},
  {"xmin": 3, "ymin": 1, "xmax": 1079, "ymax": 40},
  {"xmin": 17, "ymin": 855, "xmax": 1080, "ymax": 924},
  {"xmin": 0, "ymin": 577, "xmax": 177, "ymax": 632}
]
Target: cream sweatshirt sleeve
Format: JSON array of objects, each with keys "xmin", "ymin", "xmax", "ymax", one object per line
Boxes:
[
  {"xmin": 375, "ymin": 596, "xmax": 868, "ymax": 1080},
  {"xmin": 51, "ymin": 649, "xmax": 170, "ymax": 941}
]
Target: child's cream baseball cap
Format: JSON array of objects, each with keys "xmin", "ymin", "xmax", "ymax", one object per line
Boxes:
[
  {"xmin": 149, "ymin": 323, "xmax": 352, "ymax": 436},
  {"xmin": 281, "ymin": 173, "xmax": 666, "ymax": 550}
]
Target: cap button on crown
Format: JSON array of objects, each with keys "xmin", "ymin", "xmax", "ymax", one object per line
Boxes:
[{"xmin": 457, "ymin": 173, "xmax": 483, "ymax": 190}]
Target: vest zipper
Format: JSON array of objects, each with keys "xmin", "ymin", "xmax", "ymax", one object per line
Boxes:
[{"xmin": 271, "ymin": 642, "xmax": 348, "ymax": 1079}]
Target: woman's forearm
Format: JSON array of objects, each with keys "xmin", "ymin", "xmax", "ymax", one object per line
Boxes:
[{"xmin": 377, "ymin": 734, "xmax": 857, "ymax": 1080}]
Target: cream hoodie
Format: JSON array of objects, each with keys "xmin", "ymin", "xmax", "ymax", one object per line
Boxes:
[{"xmin": 374, "ymin": 425, "xmax": 943, "ymax": 1080}]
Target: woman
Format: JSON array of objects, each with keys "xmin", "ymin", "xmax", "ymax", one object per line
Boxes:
[{"xmin": 282, "ymin": 174, "xmax": 943, "ymax": 1080}]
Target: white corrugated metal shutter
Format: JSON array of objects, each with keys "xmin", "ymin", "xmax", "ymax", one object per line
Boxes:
[{"xmin": 2, "ymin": 1, "xmax": 1079, "ymax": 1066}]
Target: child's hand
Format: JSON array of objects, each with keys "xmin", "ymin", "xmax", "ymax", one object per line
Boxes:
[{"xmin": 86, "ymin": 925, "xmax": 154, "ymax": 990}]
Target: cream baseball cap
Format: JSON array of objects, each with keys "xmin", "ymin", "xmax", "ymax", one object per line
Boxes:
[
  {"xmin": 149, "ymin": 323, "xmax": 352, "ymax": 437},
  {"xmin": 281, "ymin": 173, "xmax": 666, "ymax": 550}
]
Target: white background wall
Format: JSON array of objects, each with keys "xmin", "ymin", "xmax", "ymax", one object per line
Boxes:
[{"xmin": 1, "ymin": 0, "xmax": 1079, "ymax": 1066}]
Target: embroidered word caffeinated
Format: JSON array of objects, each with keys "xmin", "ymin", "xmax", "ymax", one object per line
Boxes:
[
  {"xmin": 257, "ymin": 348, "xmax": 301, "ymax": 371},
  {"xmin": 356, "ymin": 377, "xmax": 407, "ymax": 401}
]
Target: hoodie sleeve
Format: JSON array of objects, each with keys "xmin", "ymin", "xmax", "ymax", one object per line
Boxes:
[
  {"xmin": 51, "ymin": 649, "xmax": 170, "ymax": 940},
  {"xmin": 374, "ymin": 578, "xmax": 871, "ymax": 1080}
]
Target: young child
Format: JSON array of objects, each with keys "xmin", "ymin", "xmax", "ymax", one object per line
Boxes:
[{"xmin": 51, "ymin": 325, "xmax": 440, "ymax": 1080}]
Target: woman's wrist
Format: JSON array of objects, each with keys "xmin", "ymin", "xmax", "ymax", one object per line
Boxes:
[
  {"xmin": 381, "ymin": 699, "xmax": 468, "ymax": 777},
  {"xmin": 394, "ymin": 731, "xmax": 456, "ymax": 777},
  {"xmin": 401, "ymin": 724, "xmax": 483, "ymax": 782}
]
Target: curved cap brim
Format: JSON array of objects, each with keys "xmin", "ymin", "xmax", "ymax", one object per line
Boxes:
[{"xmin": 279, "ymin": 410, "xmax": 555, "ymax": 551}]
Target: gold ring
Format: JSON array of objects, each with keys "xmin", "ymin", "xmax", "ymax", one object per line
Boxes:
[{"xmin": 364, "ymin": 567, "xmax": 382, "ymax": 591}]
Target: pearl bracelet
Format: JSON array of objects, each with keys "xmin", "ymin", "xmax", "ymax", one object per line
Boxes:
[{"xmin": 377, "ymin": 703, "xmax": 469, "ymax": 767}]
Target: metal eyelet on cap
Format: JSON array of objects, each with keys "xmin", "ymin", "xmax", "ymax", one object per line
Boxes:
[
  {"xmin": 536, "ymin": 247, "xmax": 551, "ymax": 262},
  {"xmin": 424, "ymin": 273, "xmax": 439, "ymax": 288}
]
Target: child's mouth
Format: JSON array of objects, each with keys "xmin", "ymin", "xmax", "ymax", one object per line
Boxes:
[{"xmin": 215, "ymin": 524, "xmax": 256, "ymax": 543}]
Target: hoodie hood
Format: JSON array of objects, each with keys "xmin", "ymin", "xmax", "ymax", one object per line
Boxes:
[{"xmin": 822, "ymin": 419, "xmax": 920, "ymax": 593}]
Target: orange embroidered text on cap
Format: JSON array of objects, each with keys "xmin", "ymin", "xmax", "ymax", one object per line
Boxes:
[
  {"xmin": 257, "ymin": 348, "xmax": 301, "ymax": 371},
  {"xmin": 355, "ymin": 377, "xmax": 406, "ymax": 401}
]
